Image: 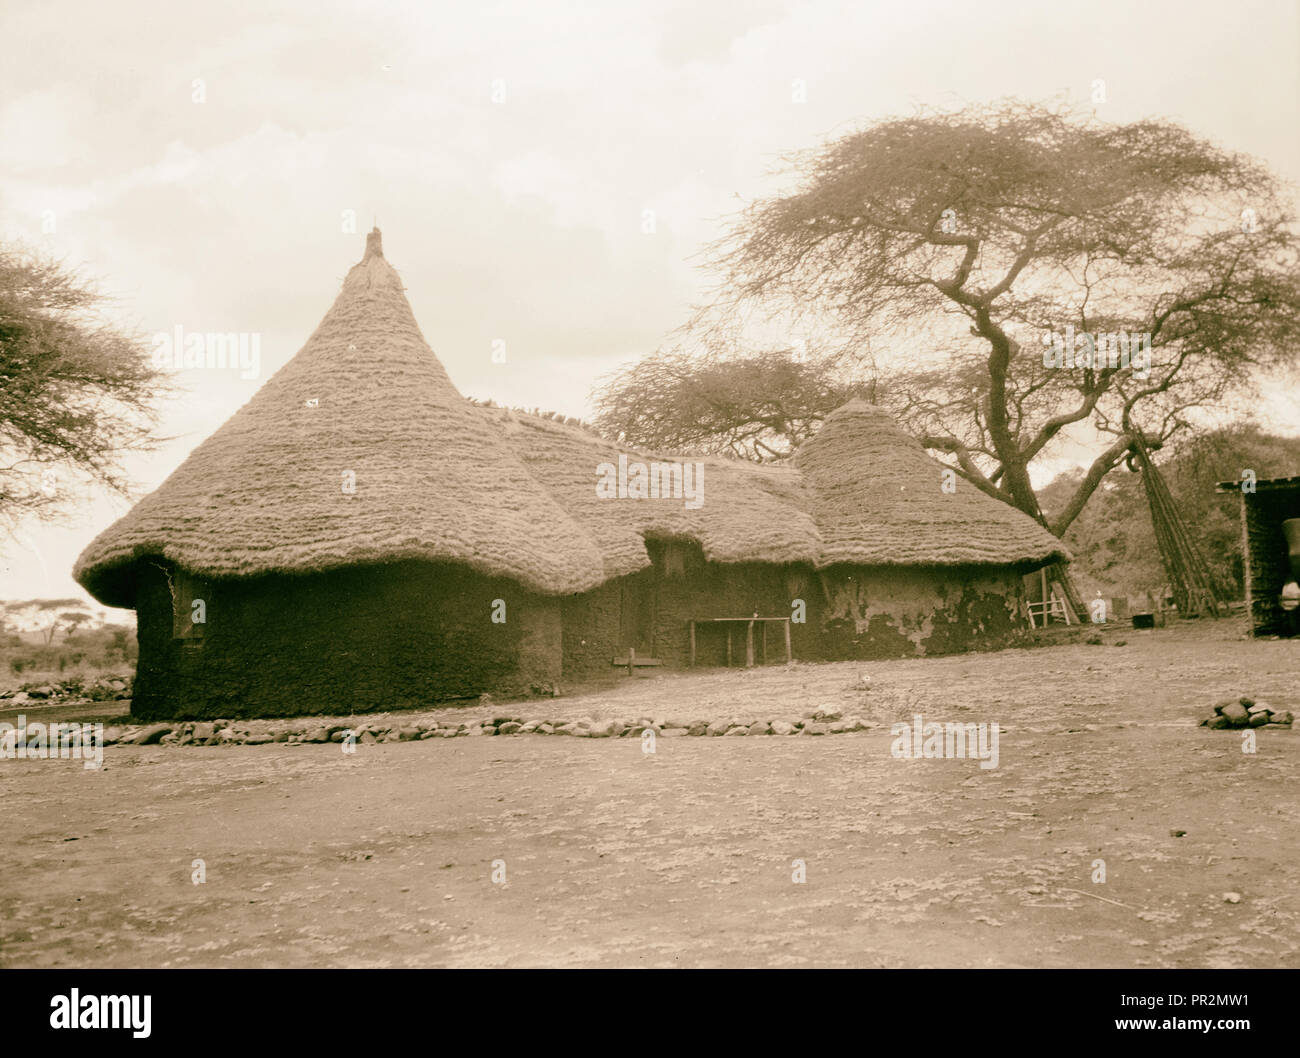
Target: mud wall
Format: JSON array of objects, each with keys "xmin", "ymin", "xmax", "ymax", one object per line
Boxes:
[
  {"xmin": 131, "ymin": 552, "xmax": 1038, "ymax": 717},
  {"xmin": 561, "ymin": 555, "xmax": 819, "ymax": 676},
  {"xmin": 559, "ymin": 541, "xmax": 1034, "ymax": 674},
  {"xmin": 815, "ymin": 564, "xmax": 1031, "ymax": 659},
  {"xmin": 132, "ymin": 559, "xmax": 562, "ymax": 720},
  {"xmin": 649, "ymin": 556, "xmax": 819, "ymax": 668},
  {"xmin": 560, "ymin": 580, "xmax": 624, "ymax": 680}
]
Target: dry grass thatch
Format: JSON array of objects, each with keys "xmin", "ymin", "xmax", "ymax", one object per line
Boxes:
[
  {"xmin": 74, "ymin": 230, "xmax": 608, "ymax": 602},
  {"xmin": 489, "ymin": 405, "xmax": 821, "ymax": 582},
  {"xmin": 796, "ymin": 401, "xmax": 1069, "ymax": 567},
  {"xmin": 75, "ymin": 232, "xmax": 1069, "ymax": 607}
]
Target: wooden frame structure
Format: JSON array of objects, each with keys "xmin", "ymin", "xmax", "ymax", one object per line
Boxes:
[
  {"xmin": 688, "ymin": 617, "xmax": 792, "ymax": 667},
  {"xmin": 1026, "ymin": 566, "xmax": 1074, "ymax": 628}
]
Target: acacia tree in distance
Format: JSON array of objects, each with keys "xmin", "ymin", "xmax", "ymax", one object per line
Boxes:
[
  {"xmin": 0, "ymin": 245, "xmax": 166, "ymax": 536},
  {"xmin": 690, "ymin": 101, "xmax": 1300, "ymax": 540},
  {"xmin": 592, "ymin": 339, "xmax": 876, "ymax": 461}
]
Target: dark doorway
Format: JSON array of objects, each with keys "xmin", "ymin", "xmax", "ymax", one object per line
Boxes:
[{"xmin": 619, "ymin": 566, "xmax": 656, "ymax": 656}]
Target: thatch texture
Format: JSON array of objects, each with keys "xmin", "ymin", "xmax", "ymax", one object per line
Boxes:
[
  {"xmin": 75, "ymin": 230, "xmax": 607, "ymax": 605},
  {"xmin": 488, "ymin": 406, "xmax": 821, "ymax": 581},
  {"xmin": 795, "ymin": 401, "xmax": 1068, "ymax": 567},
  {"xmin": 489, "ymin": 401, "xmax": 1068, "ymax": 576},
  {"xmin": 75, "ymin": 234, "xmax": 1068, "ymax": 609}
]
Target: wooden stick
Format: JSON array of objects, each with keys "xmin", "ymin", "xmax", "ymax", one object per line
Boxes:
[{"xmin": 1060, "ymin": 887, "xmax": 1136, "ymax": 910}]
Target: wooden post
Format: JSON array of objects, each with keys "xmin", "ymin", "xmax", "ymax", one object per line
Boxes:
[
  {"xmin": 746, "ymin": 620, "xmax": 755, "ymax": 668},
  {"xmin": 628, "ymin": 646, "xmax": 635, "ymax": 677},
  {"xmin": 688, "ymin": 621, "xmax": 696, "ymax": 667},
  {"xmin": 726, "ymin": 625, "xmax": 732, "ymax": 667},
  {"xmin": 783, "ymin": 618, "xmax": 792, "ymax": 663}
]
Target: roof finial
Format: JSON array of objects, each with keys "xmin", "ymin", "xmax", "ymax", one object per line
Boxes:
[{"xmin": 365, "ymin": 226, "xmax": 383, "ymax": 259}]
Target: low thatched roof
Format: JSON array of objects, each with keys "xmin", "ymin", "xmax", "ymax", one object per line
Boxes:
[
  {"xmin": 486, "ymin": 405, "xmax": 822, "ymax": 582},
  {"xmin": 75, "ymin": 232, "xmax": 1069, "ymax": 608},
  {"xmin": 796, "ymin": 401, "xmax": 1068, "ymax": 567}
]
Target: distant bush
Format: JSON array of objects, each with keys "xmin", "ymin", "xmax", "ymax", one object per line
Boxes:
[{"xmin": 1, "ymin": 624, "xmax": 136, "ymax": 684}]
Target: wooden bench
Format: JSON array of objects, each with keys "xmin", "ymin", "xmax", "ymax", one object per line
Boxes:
[
  {"xmin": 688, "ymin": 617, "xmax": 792, "ymax": 667},
  {"xmin": 612, "ymin": 648, "xmax": 663, "ymax": 677}
]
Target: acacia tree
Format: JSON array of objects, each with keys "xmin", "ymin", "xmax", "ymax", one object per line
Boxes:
[
  {"xmin": 694, "ymin": 101, "xmax": 1300, "ymax": 538},
  {"xmin": 0, "ymin": 245, "xmax": 165, "ymax": 534},
  {"xmin": 52, "ymin": 609, "xmax": 91, "ymax": 643},
  {"xmin": 592, "ymin": 339, "xmax": 876, "ymax": 461}
]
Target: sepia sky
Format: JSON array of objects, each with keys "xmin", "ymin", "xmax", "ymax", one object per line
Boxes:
[{"xmin": 2, "ymin": 0, "xmax": 1298, "ymax": 602}]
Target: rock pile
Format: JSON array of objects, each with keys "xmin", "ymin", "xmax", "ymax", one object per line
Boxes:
[
  {"xmin": 97, "ymin": 707, "xmax": 875, "ymax": 747},
  {"xmin": 1199, "ymin": 697, "xmax": 1293, "ymax": 730}
]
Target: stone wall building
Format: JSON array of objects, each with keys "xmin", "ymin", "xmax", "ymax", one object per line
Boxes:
[{"xmin": 75, "ymin": 230, "xmax": 1070, "ymax": 719}]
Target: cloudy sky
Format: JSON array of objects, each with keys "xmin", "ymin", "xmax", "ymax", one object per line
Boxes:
[{"xmin": 2, "ymin": 0, "xmax": 1298, "ymax": 603}]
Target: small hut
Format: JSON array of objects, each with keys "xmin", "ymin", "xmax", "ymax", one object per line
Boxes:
[
  {"xmin": 1215, "ymin": 474, "xmax": 1300, "ymax": 635},
  {"xmin": 75, "ymin": 231, "xmax": 1070, "ymax": 719}
]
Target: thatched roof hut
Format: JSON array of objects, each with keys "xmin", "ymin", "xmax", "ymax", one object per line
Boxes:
[
  {"xmin": 74, "ymin": 231, "xmax": 1069, "ymax": 718},
  {"xmin": 75, "ymin": 229, "xmax": 606, "ymax": 606},
  {"xmin": 479, "ymin": 400, "xmax": 1068, "ymax": 577},
  {"xmin": 795, "ymin": 401, "xmax": 1066, "ymax": 567}
]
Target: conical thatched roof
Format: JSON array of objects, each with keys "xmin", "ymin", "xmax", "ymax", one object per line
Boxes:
[
  {"xmin": 74, "ymin": 230, "xmax": 607, "ymax": 606},
  {"xmin": 795, "ymin": 401, "xmax": 1067, "ymax": 567},
  {"xmin": 76, "ymin": 235, "xmax": 1068, "ymax": 610}
]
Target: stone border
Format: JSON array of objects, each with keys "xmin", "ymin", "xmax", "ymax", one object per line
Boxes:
[{"xmin": 101, "ymin": 710, "xmax": 874, "ymax": 747}]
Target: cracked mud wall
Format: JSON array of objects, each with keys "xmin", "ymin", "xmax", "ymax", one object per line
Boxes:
[
  {"xmin": 559, "ymin": 544, "xmax": 1034, "ymax": 673},
  {"xmin": 814, "ymin": 564, "xmax": 1031, "ymax": 659}
]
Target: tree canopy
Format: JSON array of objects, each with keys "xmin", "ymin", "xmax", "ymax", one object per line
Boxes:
[
  {"xmin": 592, "ymin": 340, "xmax": 875, "ymax": 461},
  {"xmin": 682, "ymin": 100, "xmax": 1300, "ymax": 535},
  {"xmin": 0, "ymin": 245, "xmax": 165, "ymax": 534}
]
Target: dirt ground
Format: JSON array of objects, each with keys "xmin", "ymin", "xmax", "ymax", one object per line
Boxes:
[{"xmin": 2, "ymin": 619, "xmax": 1297, "ymax": 968}]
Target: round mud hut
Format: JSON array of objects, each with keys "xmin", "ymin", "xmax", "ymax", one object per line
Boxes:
[{"xmin": 75, "ymin": 231, "xmax": 1070, "ymax": 720}]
